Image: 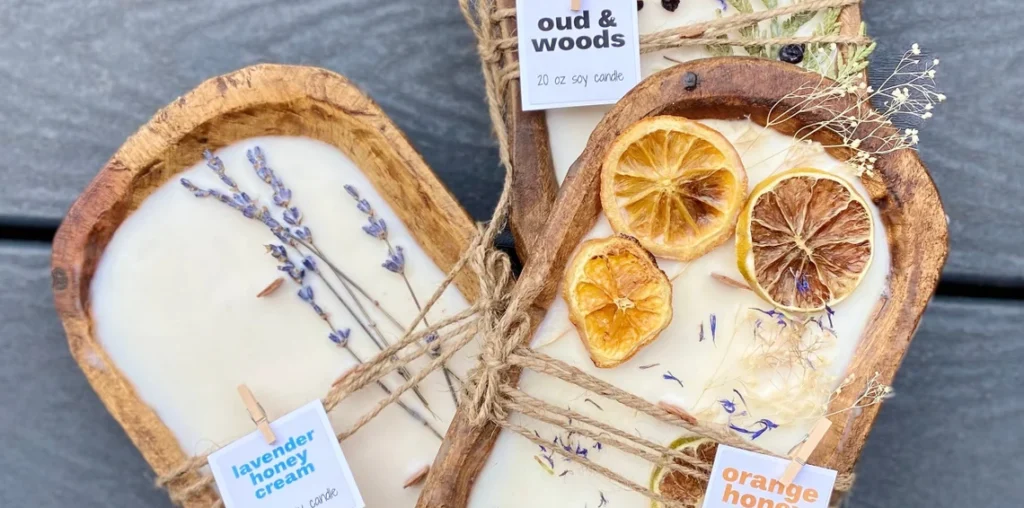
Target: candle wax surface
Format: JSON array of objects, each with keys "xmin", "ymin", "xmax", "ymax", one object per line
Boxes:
[
  {"xmin": 90, "ymin": 136, "xmax": 478, "ymax": 507},
  {"xmin": 470, "ymin": 3, "xmax": 888, "ymax": 507}
]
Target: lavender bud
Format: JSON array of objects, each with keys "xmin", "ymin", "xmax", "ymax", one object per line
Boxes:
[
  {"xmin": 382, "ymin": 246, "xmax": 405, "ymax": 274},
  {"xmin": 294, "ymin": 226, "xmax": 312, "ymax": 242},
  {"xmin": 356, "ymin": 199, "xmax": 372, "ymax": 214},
  {"xmin": 329, "ymin": 329, "xmax": 351, "ymax": 346},
  {"xmin": 362, "ymin": 217, "xmax": 387, "ymax": 240},
  {"xmin": 344, "ymin": 185, "xmax": 359, "ymax": 198},
  {"xmin": 273, "ymin": 187, "xmax": 292, "ymax": 207},
  {"xmin": 297, "ymin": 285, "xmax": 314, "ymax": 302},
  {"xmin": 266, "ymin": 244, "xmax": 288, "ymax": 262},
  {"xmin": 302, "ymin": 255, "xmax": 317, "ymax": 272},
  {"xmin": 283, "ymin": 207, "xmax": 302, "ymax": 226},
  {"xmin": 425, "ymin": 332, "xmax": 440, "ymax": 358}
]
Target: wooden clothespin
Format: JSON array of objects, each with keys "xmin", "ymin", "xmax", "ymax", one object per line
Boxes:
[
  {"xmin": 571, "ymin": 0, "xmax": 581, "ymax": 11},
  {"xmin": 779, "ymin": 418, "xmax": 831, "ymax": 486},
  {"xmin": 238, "ymin": 384, "xmax": 276, "ymax": 444}
]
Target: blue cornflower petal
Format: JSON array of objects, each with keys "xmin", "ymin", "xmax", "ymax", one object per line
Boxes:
[
  {"xmin": 719, "ymin": 399, "xmax": 736, "ymax": 414},
  {"xmin": 710, "ymin": 314, "xmax": 717, "ymax": 342},
  {"xmin": 662, "ymin": 371, "xmax": 684, "ymax": 388}
]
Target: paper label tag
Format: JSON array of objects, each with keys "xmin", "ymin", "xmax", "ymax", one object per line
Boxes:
[
  {"xmin": 208, "ymin": 400, "xmax": 365, "ymax": 508},
  {"xmin": 515, "ymin": 0, "xmax": 641, "ymax": 111},
  {"xmin": 702, "ymin": 445, "xmax": 836, "ymax": 508}
]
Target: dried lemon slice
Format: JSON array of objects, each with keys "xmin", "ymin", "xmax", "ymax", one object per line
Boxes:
[
  {"xmin": 649, "ymin": 436, "xmax": 718, "ymax": 508},
  {"xmin": 600, "ymin": 116, "xmax": 748, "ymax": 260},
  {"xmin": 736, "ymin": 168, "xmax": 874, "ymax": 313},
  {"xmin": 563, "ymin": 236, "xmax": 672, "ymax": 368}
]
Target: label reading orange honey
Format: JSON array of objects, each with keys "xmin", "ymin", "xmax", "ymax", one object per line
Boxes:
[{"xmin": 702, "ymin": 446, "xmax": 836, "ymax": 508}]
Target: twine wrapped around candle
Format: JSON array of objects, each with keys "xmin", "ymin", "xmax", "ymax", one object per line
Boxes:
[{"xmin": 156, "ymin": 1, "xmax": 869, "ymax": 506}]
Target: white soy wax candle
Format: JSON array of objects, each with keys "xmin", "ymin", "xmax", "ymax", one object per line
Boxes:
[
  {"xmin": 470, "ymin": 3, "xmax": 888, "ymax": 507},
  {"xmin": 90, "ymin": 136, "xmax": 478, "ymax": 507}
]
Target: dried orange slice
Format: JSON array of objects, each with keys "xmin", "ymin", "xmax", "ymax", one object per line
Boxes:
[
  {"xmin": 649, "ymin": 436, "xmax": 718, "ymax": 508},
  {"xmin": 600, "ymin": 116, "xmax": 748, "ymax": 260},
  {"xmin": 736, "ymin": 168, "xmax": 874, "ymax": 313},
  {"xmin": 563, "ymin": 236, "xmax": 672, "ymax": 368}
]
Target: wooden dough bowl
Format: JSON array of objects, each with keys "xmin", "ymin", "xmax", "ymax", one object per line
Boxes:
[
  {"xmin": 50, "ymin": 64, "xmax": 478, "ymax": 507},
  {"xmin": 420, "ymin": 58, "xmax": 949, "ymax": 507}
]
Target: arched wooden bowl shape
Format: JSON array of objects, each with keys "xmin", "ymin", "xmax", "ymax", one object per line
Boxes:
[
  {"xmin": 421, "ymin": 58, "xmax": 948, "ymax": 507},
  {"xmin": 51, "ymin": 64, "xmax": 477, "ymax": 507}
]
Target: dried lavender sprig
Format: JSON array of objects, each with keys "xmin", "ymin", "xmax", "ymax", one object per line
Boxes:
[
  {"xmin": 296, "ymin": 238, "xmax": 462, "ymax": 385},
  {"xmin": 346, "ymin": 184, "xmax": 461, "ymax": 407},
  {"xmin": 243, "ymin": 149, "xmax": 437, "ymax": 413},
  {"xmin": 182, "ymin": 152, "xmax": 436, "ymax": 414},
  {"xmin": 295, "ymin": 284, "xmax": 442, "ymax": 440}
]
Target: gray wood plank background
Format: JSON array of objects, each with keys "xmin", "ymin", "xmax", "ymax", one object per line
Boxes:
[
  {"xmin": 0, "ymin": 0, "xmax": 1022, "ymax": 281},
  {"xmin": 2, "ymin": 244, "xmax": 1021, "ymax": 506},
  {"xmin": 863, "ymin": 0, "xmax": 1024, "ymax": 284}
]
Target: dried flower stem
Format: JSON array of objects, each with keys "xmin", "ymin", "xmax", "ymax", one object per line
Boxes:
[
  {"xmin": 181, "ymin": 149, "xmax": 444, "ymax": 433},
  {"xmin": 344, "ymin": 185, "xmax": 463, "ymax": 408}
]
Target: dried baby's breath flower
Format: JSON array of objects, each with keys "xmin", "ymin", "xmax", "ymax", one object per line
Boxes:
[
  {"xmin": 759, "ymin": 44, "xmax": 945, "ymax": 177},
  {"xmin": 823, "ymin": 371, "xmax": 894, "ymax": 418}
]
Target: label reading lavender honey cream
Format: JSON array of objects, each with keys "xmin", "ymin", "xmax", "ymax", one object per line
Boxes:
[
  {"xmin": 208, "ymin": 400, "xmax": 364, "ymax": 508},
  {"xmin": 516, "ymin": 0, "xmax": 640, "ymax": 110}
]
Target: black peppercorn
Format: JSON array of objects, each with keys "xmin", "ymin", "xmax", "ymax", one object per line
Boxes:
[
  {"xmin": 683, "ymin": 72, "xmax": 698, "ymax": 91},
  {"xmin": 778, "ymin": 44, "xmax": 805, "ymax": 64},
  {"xmin": 661, "ymin": 0, "xmax": 680, "ymax": 12},
  {"xmin": 637, "ymin": 0, "xmax": 644, "ymax": 10}
]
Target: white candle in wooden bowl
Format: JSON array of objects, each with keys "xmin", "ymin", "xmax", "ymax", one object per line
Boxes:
[
  {"xmin": 90, "ymin": 136, "xmax": 478, "ymax": 507},
  {"xmin": 470, "ymin": 4, "xmax": 888, "ymax": 507}
]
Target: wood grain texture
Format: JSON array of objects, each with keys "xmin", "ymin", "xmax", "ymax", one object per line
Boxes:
[
  {"xmin": 0, "ymin": 243, "xmax": 174, "ymax": 508},
  {"xmin": 0, "ymin": 0, "xmax": 501, "ymax": 223},
  {"xmin": 421, "ymin": 58, "xmax": 948, "ymax": 506},
  {"xmin": 863, "ymin": 0, "xmax": 1024, "ymax": 283},
  {"xmin": 848, "ymin": 297, "xmax": 1024, "ymax": 507},
  {"xmin": 49, "ymin": 64, "xmax": 478, "ymax": 507},
  {"xmin": 493, "ymin": 0, "xmax": 559, "ymax": 263}
]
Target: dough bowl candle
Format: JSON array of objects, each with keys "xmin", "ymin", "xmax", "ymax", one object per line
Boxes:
[
  {"xmin": 423, "ymin": 57, "xmax": 947, "ymax": 508},
  {"xmin": 51, "ymin": 65, "xmax": 480, "ymax": 507}
]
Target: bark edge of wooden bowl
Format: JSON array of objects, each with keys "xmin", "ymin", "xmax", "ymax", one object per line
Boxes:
[
  {"xmin": 50, "ymin": 63, "xmax": 478, "ymax": 507},
  {"xmin": 420, "ymin": 57, "xmax": 948, "ymax": 508}
]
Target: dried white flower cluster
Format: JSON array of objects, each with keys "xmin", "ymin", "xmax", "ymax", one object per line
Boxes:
[
  {"xmin": 696, "ymin": 308, "xmax": 840, "ymax": 427},
  {"xmin": 767, "ymin": 44, "xmax": 945, "ymax": 176},
  {"xmin": 823, "ymin": 371, "xmax": 894, "ymax": 417}
]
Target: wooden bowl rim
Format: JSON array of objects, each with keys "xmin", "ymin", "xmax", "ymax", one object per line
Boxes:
[
  {"xmin": 50, "ymin": 63, "xmax": 478, "ymax": 506},
  {"xmin": 421, "ymin": 57, "xmax": 949, "ymax": 507}
]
